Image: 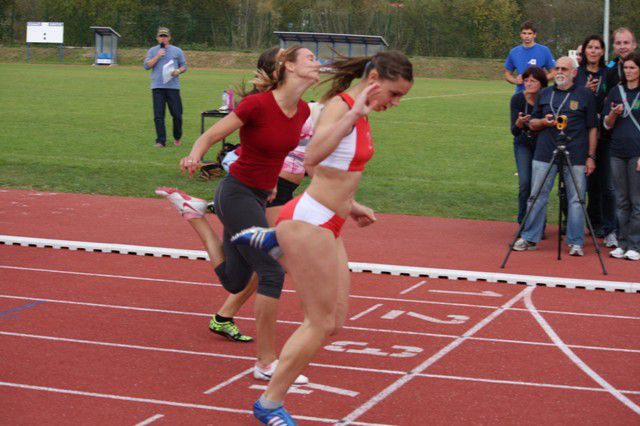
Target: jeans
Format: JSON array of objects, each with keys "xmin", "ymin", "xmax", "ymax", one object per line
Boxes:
[
  {"xmin": 152, "ymin": 88, "xmax": 183, "ymax": 145},
  {"xmin": 514, "ymin": 139, "xmax": 535, "ymax": 223},
  {"xmin": 587, "ymin": 142, "xmax": 617, "ymax": 235},
  {"xmin": 522, "ymin": 160, "xmax": 587, "ymax": 246},
  {"xmin": 610, "ymin": 156, "xmax": 640, "ymax": 251}
]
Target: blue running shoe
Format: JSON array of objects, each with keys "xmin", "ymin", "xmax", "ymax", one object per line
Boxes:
[
  {"xmin": 231, "ymin": 227, "xmax": 282, "ymax": 259},
  {"xmin": 253, "ymin": 400, "xmax": 298, "ymax": 425}
]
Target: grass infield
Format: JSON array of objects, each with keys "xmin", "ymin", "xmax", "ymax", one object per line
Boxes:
[{"xmin": 0, "ymin": 62, "xmax": 559, "ymax": 222}]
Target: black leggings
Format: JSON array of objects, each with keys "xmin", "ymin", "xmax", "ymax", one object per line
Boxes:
[{"xmin": 213, "ymin": 174, "xmax": 285, "ymax": 299}]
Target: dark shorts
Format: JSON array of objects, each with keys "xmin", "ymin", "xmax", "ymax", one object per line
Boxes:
[{"xmin": 213, "ymin": 174, "xmax": 285, "ymax": 299}]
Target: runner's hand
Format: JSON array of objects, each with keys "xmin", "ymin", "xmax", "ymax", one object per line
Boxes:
[
  {"xmin": 267, "ymin": 185, "xmax": 277, "ymax": 203},
  {"xmin": 352, "ymin": 83, "xmax": 381, "ymax": 118},
  {"xmin": 180, "ymin": 156, "xmax": 203, "ymax": 177},
  {"xmin": 350, "ymin": 201, "xmax": 376, "ymax": 228}
]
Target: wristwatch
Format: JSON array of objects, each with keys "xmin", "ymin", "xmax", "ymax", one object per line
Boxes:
[{"xmin": 588, "ymin": 154, "xmax": 597, "ymax": 161}]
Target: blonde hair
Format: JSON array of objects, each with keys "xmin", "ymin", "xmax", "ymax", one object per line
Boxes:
[{"xmin": 251, "ymin": 45, "xmax": 306, "ymax": 92}]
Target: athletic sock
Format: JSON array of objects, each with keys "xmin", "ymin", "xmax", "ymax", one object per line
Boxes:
[
  {"xmin": 215, "ymin": 314, "xmax": 233, "ymax": 323},
  {"xmin": 259, "ymin": 395, "xmax": 282, "ymax": 410}
]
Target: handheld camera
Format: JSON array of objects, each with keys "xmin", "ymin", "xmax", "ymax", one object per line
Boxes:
[{"xmin": 160, "ymin": 42, "xmax": 166, "ymax": 49}]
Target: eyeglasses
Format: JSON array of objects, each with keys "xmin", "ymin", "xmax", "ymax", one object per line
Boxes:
[{"xmin": 158, "ymin": 34, "xmax": 169, "ymax": 38}]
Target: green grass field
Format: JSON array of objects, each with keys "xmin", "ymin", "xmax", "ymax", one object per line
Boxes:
[{"xmin": 0, "ymin": 62, "xmax": 550, "ymax": 222}]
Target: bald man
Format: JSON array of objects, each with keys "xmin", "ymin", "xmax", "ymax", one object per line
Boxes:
[{"xmin": 514, "ymin": 57, "xmax": 598, "ymax": 256}]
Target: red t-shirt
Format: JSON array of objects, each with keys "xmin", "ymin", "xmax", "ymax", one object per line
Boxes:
[{"xmin": 230, "ymin": 91, "xmax": 310, "ymax": 190}]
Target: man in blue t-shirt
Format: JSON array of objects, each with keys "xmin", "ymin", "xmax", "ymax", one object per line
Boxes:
[
  {"xmin": 504, "ymin": 21, "xmax": 556, "ymax": 93},
  {"xmin": 143, "ymin": 27, "xmax": 188, "ymax": 148},
  {"xmin": 513, "ymin": 57, "xmax": 598, "ymax": 256}
]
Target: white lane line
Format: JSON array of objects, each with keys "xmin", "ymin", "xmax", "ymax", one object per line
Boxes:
[
  {"xmin": 0, "ymin": 381, "xmax": 389, "ymax": 426},
  {"xmin": 337, "ymin": 286, "xmax": 534, "ymax": 425},
  {"xmin": 2, "ymin": 296, "xmax": 640, "ymax": 354},
  {"xmin": 0, "ymin": 265, "xmax": 218, "ymax": 288},
  {"xmin": 524, "ymin": 289, "xmax": 640, "ymax": 415},
  {"xmin": 305, "ymin": 383, "xmax": 360, "ymax": 397},
  {"xmin": 203, "ymin": 367, "xmax": 254, "ymax": 394},
  {"xmin": 1, "ymin": 331, "xmax": 637, "ymax": 396},
  {"xmin": 350, "ymin": 304, "xmax": 383, "ymax": 321},
  {"xmin": 399, "ymin": 280, "xmax": 427, "ymax": 295},
  {"xmin": 4, "ymin": 265, "xmax": 639, "ymax": 319},
  {"xmin": 417, "ymin": 373, "xmax": 640, "ymax": 395},
  {"xmin": 135, "ymin": 414, "xmax": 164, "ymax": 426}
]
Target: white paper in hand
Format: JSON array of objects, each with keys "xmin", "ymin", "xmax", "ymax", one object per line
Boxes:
[{"xmin": 162, "ymin": 59, "xmax": 176, "ymax": 84}]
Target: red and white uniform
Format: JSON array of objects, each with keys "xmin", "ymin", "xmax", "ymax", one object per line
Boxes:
[
  {"xmin": 276, "ymin": 93, "xmax": 375, "ymax": 237},
  {"xmin": 318, "ymin": 93, "xmax": 374, "ymax": 171}
]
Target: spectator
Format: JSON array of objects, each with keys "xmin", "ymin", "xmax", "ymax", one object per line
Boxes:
[
  {"xmin": 510, "ymin": 66, "xmax": 548, "ymax": 224},
  {"xmin": 605, "ymin": 28, "xmax": 638, "ymax": 96},
  {"xmin": 514, "ymin": 57, "xmax": 598, "ymax": 256},
  {"xmin": 504, "ymin": 21, "xmax": 555, "ymax": 93},
  {"xmin": 577, "ymin": 35, "xmax": 618, "ymax": 247},
  {"xmin": 143, "ymin": 27, "xmax": 187, "ymax": 148},
  {"xmin": 603, "ymin": 51, "xmax": 640, "ymax": 261}
]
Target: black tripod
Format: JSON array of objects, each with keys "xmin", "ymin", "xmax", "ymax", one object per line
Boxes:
[{"xmin": 501, "ymin": 127, "xmax": 608, "ymax": 274}]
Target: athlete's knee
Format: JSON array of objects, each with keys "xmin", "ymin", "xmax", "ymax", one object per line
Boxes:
[
  {"xmin": 255, "ymin": 268, "xmax": 285, "ymax": 299},
  {"xmin": 215, "ymin": 262, "xmax": 251, "ymax": 294}
]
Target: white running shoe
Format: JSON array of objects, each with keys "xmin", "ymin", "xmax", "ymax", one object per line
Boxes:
[
  {"xmin": 624, "ymin": 250, "xmax": 640, "ymax": 261},
  {"xmin": 609, "ymin": 247, "xmax": 626, "ymax": 259},
  {"xmin": 569, "ymin": 245, "xmax": 584, "ymax": 256},
  {"xmin": 603, "ymin": 232, "xmax": 618, "ymax": 248},
  {"xmin": 155, "ymin": 187, "xmax": 208, "ymax": 220},
  {"xmin": 254, "ymin": 360, "xmax": 309, "ymax": 385}
]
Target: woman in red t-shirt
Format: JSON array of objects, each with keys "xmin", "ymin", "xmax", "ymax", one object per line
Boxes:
[
  {"xmin": 156, "ymin": 46, "xmax": 319, "ymax": 385},
  {"xmin": 233, "ymin": 51, "xmax": 414, "ymax": 424}
]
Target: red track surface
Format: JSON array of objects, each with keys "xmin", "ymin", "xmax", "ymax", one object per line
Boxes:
[{"xmin": 1, "ymin": 189, "xmax": 639, "ymax": 425}]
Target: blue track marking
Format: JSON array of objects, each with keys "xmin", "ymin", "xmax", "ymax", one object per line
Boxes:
[{"xmin": 0, "ymin": 301, "xmax": 45, "ymax": 318}]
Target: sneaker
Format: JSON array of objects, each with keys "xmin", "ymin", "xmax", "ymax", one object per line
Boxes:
[
  {"xmin": 231, "ymin": 227, "xmax": 282, "ymax": 258},
  {"xmin": 603, "ymin": 232, "xmax": 618, "ymax": 248},
  {"xmin": 155, "ymin": 187, "xmax": 207, "ymax": 220},
  {"xmin": 569, "ymin": 245, "xmax": 584, "ymax": 256},
  {"xmin": 253, "ymin": 400, "xmax": 297, "ymax": 426},
  {"xmin": 208, "ymin": 317, "xmax": 252, "ymax": 342},
  {"xmin": 609, "ymin": 247, "xmax": 626, "ymax": 259},
  {"xmin": 173, "ymin": 139, "xmax": 182, "ymax": 146},
  {"xmin": 624, "ymin": 250, "xmax": 640, "ymax": 261},
  {"xmin": 154, "ymin": 143, "xmax": 165, "ymax": 148},
  {"xmin": 513, "ymin": 238, "xmax": 536, "ymax": 251},
  {"xmin": 254, "ymin": 360, "xmax": 309, "ymax": 385}
]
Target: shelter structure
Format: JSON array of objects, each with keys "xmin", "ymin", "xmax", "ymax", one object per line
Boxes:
[
  {"xmin": 90, "ymin": 27, "xmax": 121, "ymax": 65},
  {"xmin": 274, "ymin": 31, "xmax": 388, "ymax": 62}
]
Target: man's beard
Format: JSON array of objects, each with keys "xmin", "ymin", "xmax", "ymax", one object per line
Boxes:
[{"xmin": 555, "ymin": 75, "xmax": 570, "ymax": 88}]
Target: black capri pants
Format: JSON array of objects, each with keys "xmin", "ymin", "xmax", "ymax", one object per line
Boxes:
[{"xmin": 213, "ymin": 174, "xmax": 285, "ymax": 299}]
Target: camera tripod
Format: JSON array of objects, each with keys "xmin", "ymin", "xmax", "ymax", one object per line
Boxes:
[{"xmin": 501, "ymin": 127, "xmax": 608, "ymax": 275}]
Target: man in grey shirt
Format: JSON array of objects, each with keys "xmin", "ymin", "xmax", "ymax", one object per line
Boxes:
[{"xmin": 143, "ymin": 27, "xmax": 187, "ymax": 147}]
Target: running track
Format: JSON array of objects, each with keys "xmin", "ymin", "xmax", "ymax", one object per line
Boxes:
[{"xmin": 0, "ymin": 189, "xmax": 639, "ymax": 425}]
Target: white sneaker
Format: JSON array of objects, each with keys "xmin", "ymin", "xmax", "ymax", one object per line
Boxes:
[
  {"xmin": 609, "ymin": 247, "xmax": 626, "ymax": 259},
  {"xmin": 604, "ymin": 232, "xmax": 618, "ymax": 248},
  {"xmin": 254, "ymin": 360, "xmax": 309, "ymax": 385},
  {"xmin": 624, "ymin": 250, "xmax": 640, "ymax": 261},
  {"xmin": 513, "ymin": 238, "xmax": 536, "ymax": 251},
  {"xmin": 155, "ymin": 187, "xmax": 208, "ymax": 219},
  {"xmin": 569, "ymin": 245, "xmax": 584, "ymax": 256}
]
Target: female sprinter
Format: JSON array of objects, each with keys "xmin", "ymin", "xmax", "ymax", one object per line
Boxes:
[
  {"xmin": 233, "ymin": 50, "xmax": 413, "ymax": 425},
  {"xmin": 603, "ymin": 51, "xmax": 640, "ymax": 261},
  {"xmin": 156, "ymin": 45, "xmax": 319, "ymax": 384}
]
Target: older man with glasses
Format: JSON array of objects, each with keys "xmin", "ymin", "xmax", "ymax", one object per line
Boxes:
[
  {"xmin": 143, "ymin": 27, "xmax": 188, "ymax": 148},
  {"xmin": 514, "ymin": 57, "xmax": 599, "ymax": 256}
]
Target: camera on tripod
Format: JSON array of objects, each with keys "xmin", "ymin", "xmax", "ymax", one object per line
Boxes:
[{"xmin": 556, "ymin": 114, "xmax": 568, "ymax": 131}]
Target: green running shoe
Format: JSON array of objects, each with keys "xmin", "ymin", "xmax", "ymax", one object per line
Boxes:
[{"xmin": 209, "ymin": 317, "xmax": 253, "ymax": 342}]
